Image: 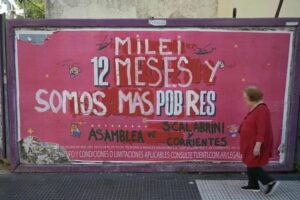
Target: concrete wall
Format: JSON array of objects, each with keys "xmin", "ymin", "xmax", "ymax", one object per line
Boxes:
[
  {"xmin": 45, "ymin": 0, "xmax": 218, "ymax": 19},
  {"xmin": 45, "ymin": 0, "xmax": 300, "ymax": 19},
  {"xmin": 218, "ymin": 0, "xmax": 300, "ymax": 18}
]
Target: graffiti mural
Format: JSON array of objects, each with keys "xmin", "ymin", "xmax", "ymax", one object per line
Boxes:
[{"xmin": 15, "ymin": 28, "xmax": 292, "ymax": 164}]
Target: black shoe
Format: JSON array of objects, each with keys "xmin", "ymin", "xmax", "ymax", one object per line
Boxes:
[
  {"xmin": 264, "ymin": 181, "xmax": 279, "ymax": 195},
  {"xmin": 241, "ymin": 185, "xmax": 260, "ymax": 192}
]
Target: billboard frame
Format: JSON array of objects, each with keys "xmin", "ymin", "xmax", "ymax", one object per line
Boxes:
[
  {"xmin": 5, "ymin": 18, "xmax": 300, "ymax": 172},
  {"xmin": 0, "ymin": 14, "xmax": 5, "ymax": 159}
]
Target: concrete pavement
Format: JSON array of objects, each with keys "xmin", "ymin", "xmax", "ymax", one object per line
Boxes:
[{"xmin": 0, "ymin": 171, "xmax": 300, "ymax": 200}]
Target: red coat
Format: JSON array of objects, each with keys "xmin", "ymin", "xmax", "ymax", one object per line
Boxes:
[{"xmin": 239, "ymin": 103, "xmax": 273, "ymax": 167}]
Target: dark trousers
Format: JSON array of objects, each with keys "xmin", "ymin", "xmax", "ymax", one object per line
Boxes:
[{"xmin": 247, "ymin": 167, "xmax": 274, "ymax": 187}]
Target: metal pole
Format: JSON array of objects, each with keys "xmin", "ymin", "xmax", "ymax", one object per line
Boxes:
[
  {"xmin": 233, "ymin": 8, "xmax": 237, "ymax": 18},
  {"xmin": 23, "ymin": 0, "xmax": 27, "ymax": 18},
  {"xmin": 0, "ymin": 14, "xmax": 6, "ymax": 159},
  {"xmin": 0, "ymin": 13, "xmax": 10, "ymax": 161},
  {"xmin": 275, "ymin": 0, "xmax": 284, "ymax": 18}
]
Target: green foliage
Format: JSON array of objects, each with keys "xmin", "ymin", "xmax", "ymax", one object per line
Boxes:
[
  {"xmin": 17, "ymin": 0, "xmax": 45, "ymax": 18},
  {"xmin": 295, "ymin": 161, "xmax": 300, "ymax": 172},
  {"xmin": 178, "ymin": 169, "xmax": 189, "ymax": 175}
]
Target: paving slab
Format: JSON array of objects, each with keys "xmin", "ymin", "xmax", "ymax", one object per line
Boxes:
[
  {"xmin": 0, "ymin": 172, "xmax": 300, "ymax": 200},
  {"xmin": 196, "ymin": 180, "xmax": 300, "ymax": 200}
]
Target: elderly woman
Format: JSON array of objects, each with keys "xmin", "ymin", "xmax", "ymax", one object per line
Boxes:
[{"xmin": 239, "ymin": 86, "xmax": 279, "ymax": 195}]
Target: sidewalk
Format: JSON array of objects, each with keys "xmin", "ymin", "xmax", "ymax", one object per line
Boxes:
[{"xmin": 0, "ymin": 171, "xmax": 300, "ymax": 200}]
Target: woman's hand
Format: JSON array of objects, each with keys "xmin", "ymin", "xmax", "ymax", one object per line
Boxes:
[{"xmin": 253, "ymin": 142, "xmax": 262, "ymax": 156}]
